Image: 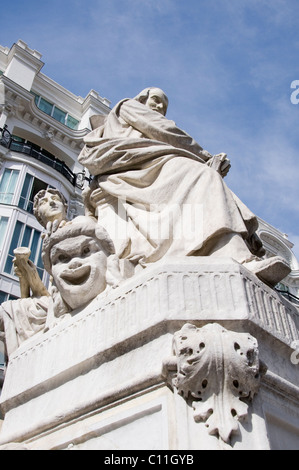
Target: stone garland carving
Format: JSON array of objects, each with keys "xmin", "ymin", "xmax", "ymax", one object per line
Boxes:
[{"xmin": 164, "ymin": 323, "xmax": 267, "ymax": 444}]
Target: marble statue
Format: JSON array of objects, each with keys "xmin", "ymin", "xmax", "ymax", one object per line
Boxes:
[
  {"xmin": 0, "ymin": 89, "xmax": 292, "ymax": 357},
  {"xmin": 0, "ymin": 88, "xmax": 291, "ymax": 361},
  {"xmin": 33, "ymin": 188, "xmax": 68, "ymax": 233},
  {"xmin": 78, "ymin": 87, "xmax": 290, "ymax": 287},
  {"xmin": 0, "ymin": 247, "xmax": 49, "ymax": 357},
  {"xmin": 1, "ymin": 88, "xmax": 298, "ymax": 451},
  {"xmin": 12, "ymin": 247, "xmax": 49, "ymax": 299},
  {"xmin": 165, "ymin": 323, "xmax": 266, "ymax": 444},
  {"xmin": 0, "ymin": 215, "xmax": 123, "ymax": 354},
  {"xmin": 42, "ymin": 216, "xmax": 123, "ymax": 323},
  {"xmin": 0, "ymin": 189, "xmax": 69, "ymax": 356}
]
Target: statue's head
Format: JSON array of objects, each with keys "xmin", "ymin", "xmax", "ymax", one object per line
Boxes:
[
  {"xmin": 134, "ymin": 87, "xmax": 168, "ymax": 116},
  {"xmin": 42, "ymin": 216, "xmax": 121, "ymax": 310},
  {"xmin": 33, "ymin": 189, "xmax": 68, "ymax": 228}
]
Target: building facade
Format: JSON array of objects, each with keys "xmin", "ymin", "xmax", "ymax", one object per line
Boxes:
[
  {"xmin": 0, "ymin": 39, "xmax": 298, "ymax": 405},
  {"xmin": 0, "ymin": 40, "xmax": 111, "ymax": 387},
  {"xmin": 257, "ymin": 218, "xmax": 299, "ymax": 303}
]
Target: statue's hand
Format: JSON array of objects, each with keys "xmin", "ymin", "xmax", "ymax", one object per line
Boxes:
[
  {"xmin": 207, "ymin": 153, "xmax": 231, "ymax": 177},
  {"xmin": 216, "ymin": 153, "xmax": 231, "ymax": 177}
]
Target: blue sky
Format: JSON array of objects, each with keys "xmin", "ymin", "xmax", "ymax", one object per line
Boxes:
[{"xmin": 1, "ymin": 0, "xmax": 299, "ymax": 257}]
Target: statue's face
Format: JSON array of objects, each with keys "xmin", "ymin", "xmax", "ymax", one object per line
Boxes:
[
  {"xmin": 145, "ymin": 88, "xmax": 168, "ymax": 116},
  {"xmin": 37, "ymin": 191, "xmax": 66, "ymax": 226},
  {"xmin": 50, "ymin": 235, "xmax": 107, "ymax": 310}
]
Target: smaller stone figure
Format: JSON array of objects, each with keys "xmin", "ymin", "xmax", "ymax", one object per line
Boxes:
[
  {"xmin": 0, "ymin": 247, "xmax": 50, "ymax": 357},
  {"xmin": 42, "ymin": 216, "xmax": 124, "ymax": 325},
  {"xmin": 13, "ymin": 247, "xmax": 49, "ymax": 298},
  {"xmin": 33, "ymin": 188, "xmax": 68, "ymax": 234}
]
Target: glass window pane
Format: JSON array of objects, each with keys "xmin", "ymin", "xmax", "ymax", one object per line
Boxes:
[
  {"xmin": 53, "ymin": 106, "xmax": 66, "ymax": 124},
  {"xmin": 4, "ymin": 221, "xmax": 23, "ymax": 274},
  {"xmin": 0, "ymin": 291, "xmax": 8, "ymax": 304},
  {"xmin": 36, "ymin": 242, "xmax": 44, "ymax": 280},
  {"xmin": 32, "ymin": 93, "xmax": 40, "ymax": 106},
  {"xmin": 0, "ymin": 169, "xmax": 19, "ymax": 205},
  {"xmin": 18, "ymin": 173, "xmax": 33, "ymax": 210},
  {"xmin": 66, "ymin": 115, "xmax": 79, "ymax": 130},
  {"xmin": 7, "ymin": 170, "xmax": 19, "ymax": 199},
  {"xmin": 29, "ymin": 229, "xmax": 40, "ymax": 262},
  {"xmin": 0, "ymin": 216, "xmax": 8, "ymax": 250},
  {"xmin": 38, "ymin": 98, "xmax": 53, "ymax": 116},
  {"xmin": 21, "ymin": 225, "xmax": 32, "ymax": 248},
  {"xmin": 0, "ymin": 345, "xmax": 5, "ymax": 366},
  {"xmin": 18, "ymin": 175, "xmax": 48, "ymax": 214},
  {"xmin": 0, "ymin": 169, "xmax": 11, "ymax": 190},
  {"xmin": 30, "ymin": 177, "xmax": 47, "ymax": 202},
  {"xmin": 0, "ymin": 170, "xmax": 11, "ymax": 203},
  {"xmin": 11, "ymin": 135, "xmax": 25, "ymax": 143},
  {"xmin": 36, "ymin": 241, "xmax": 43, "ymax": 270},
  {"xmin": 8, "ymin": 294, "xmax": 18, "ymax": 301}
]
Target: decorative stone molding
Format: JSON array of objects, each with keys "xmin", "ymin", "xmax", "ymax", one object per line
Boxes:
[
  {"xmin": 165, "ymin": 322, "xmax": 266, "ymax": 444},
  {"xmin": 42, "ymin": 128, "xmax": 55, "ymax": 141},
  {"xmin": 1, "ymin": 260, "xmax": 297, "ymax": 447},
  {"xmin": 0, "ymin": 104, "xmax": 19, "ymax": 117}
]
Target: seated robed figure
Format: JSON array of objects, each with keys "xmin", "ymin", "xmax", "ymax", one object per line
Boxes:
[
  {"xmin": 79, "ymin": 87, "xmax": 290, "ymax": 287},
  {"xmin": 0, "ymin": 87, "xmax": 291, "ymax": 359}
]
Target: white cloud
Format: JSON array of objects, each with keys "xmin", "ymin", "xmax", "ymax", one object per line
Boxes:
[{"xmin": 1, "ymin": 0, "xmax": 298, "ymax": 245}]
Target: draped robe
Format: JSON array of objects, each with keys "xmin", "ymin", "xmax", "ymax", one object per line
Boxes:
[
  {"xmin": 0, "ymin": 297, "xmax": 48, "ymax": 357},
  {"xmin": 78, "ymin": 99, "xmax": 257, "ymax": 265}
]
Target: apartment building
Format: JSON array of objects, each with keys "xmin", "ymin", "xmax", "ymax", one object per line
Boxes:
[
  {"xmin": 0, "ymin": 40, "xmax": 298, "ymax": 397},
  {"xmin": 0, "ymin": 40, "xmax": 111, "ymax": 383}
]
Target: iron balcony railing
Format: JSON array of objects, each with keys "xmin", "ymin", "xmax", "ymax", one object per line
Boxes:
[
  {"xmin": 275, "ymin": 288, "xmax": 299, "ymax": 307},
  {"xmin": 0, "ymin": 125, "xmax": 77, "ymax": 186}
]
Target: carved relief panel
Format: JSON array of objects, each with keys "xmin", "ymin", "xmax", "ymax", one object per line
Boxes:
[{"xmin": 164, "ymin": 323, "xmax": 266, "ymax": 444}]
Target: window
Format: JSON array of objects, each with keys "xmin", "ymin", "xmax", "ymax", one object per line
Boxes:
[
  {"xmin": 66, "ymin": 115, "xmax": 79, "ymax": 129},
  {"xmin": 4, "ymin": 221, "xmax": 44, "ymax": 279},
  {"xmin": 0, "ymin": 216, "xmax": 8, "ymax": 250},
  {"xmin": 53, "ymin": 107, "xmax": 67, "ymax": 124},
  {"xmin": 0, "ymin": 169, "xmax": 20, "ymax": 205},
  {"xmin": 0, "ymin": 337, "xmax": 5, "ymax": 369},
  {"xmin": 18, "ymin": 174, "xmax": 48, "ymax": 214},
  {"xmin": 38, "ymin": 97, "xmax": 53, "ymax": 116},
  {"xmin": 0, "ymin": 291, "xmax": 18, "ymax": 304},
  {"xmin": 32, "ymin": 93, "xmax": 79, "ymax": 130},
  {"xmin": 276, "ymin": 282, "xmax": 289, "ymax": 292}
]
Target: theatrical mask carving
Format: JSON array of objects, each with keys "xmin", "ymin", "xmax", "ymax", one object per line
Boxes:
[{"xmin": 42, "ymin": 216, "xmax": 123, "ymax": 314}]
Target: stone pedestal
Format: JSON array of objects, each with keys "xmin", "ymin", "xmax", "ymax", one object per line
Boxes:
[{"xmin": 0, "ymin": 258, "xmax": 298, "ymax": 450}]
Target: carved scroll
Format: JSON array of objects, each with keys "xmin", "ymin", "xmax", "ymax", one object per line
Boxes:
[{"xmin": 165, "ymin": 323, "xmax": 266, "ymax": 444}]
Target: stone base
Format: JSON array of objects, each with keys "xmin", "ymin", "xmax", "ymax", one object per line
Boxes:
[{"xmin": 0, "ymin": 257, "xmax": 298, "ymax": 450}]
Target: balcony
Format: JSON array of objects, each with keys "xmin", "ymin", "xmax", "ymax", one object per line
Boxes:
[
  {"xmin": 275, "ymin": 288, "xmax": 299, "ymax": 306},
  {"xmin": 0, "ymin": 126, "xmax": 77, "ymax": 186}
]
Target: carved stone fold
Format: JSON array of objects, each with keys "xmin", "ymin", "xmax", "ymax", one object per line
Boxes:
[{"xmin": 168, "ymin": 323, "xmax": 265, "ymax": 444}]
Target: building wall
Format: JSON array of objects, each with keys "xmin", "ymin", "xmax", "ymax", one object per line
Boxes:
[
  {"xmin": 257, "ymin": 218, "xmax": 299, "ymax": 301},
  {"xmin": 0, "ymin": 41, "xmax": 111, "ymax": 380}
]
